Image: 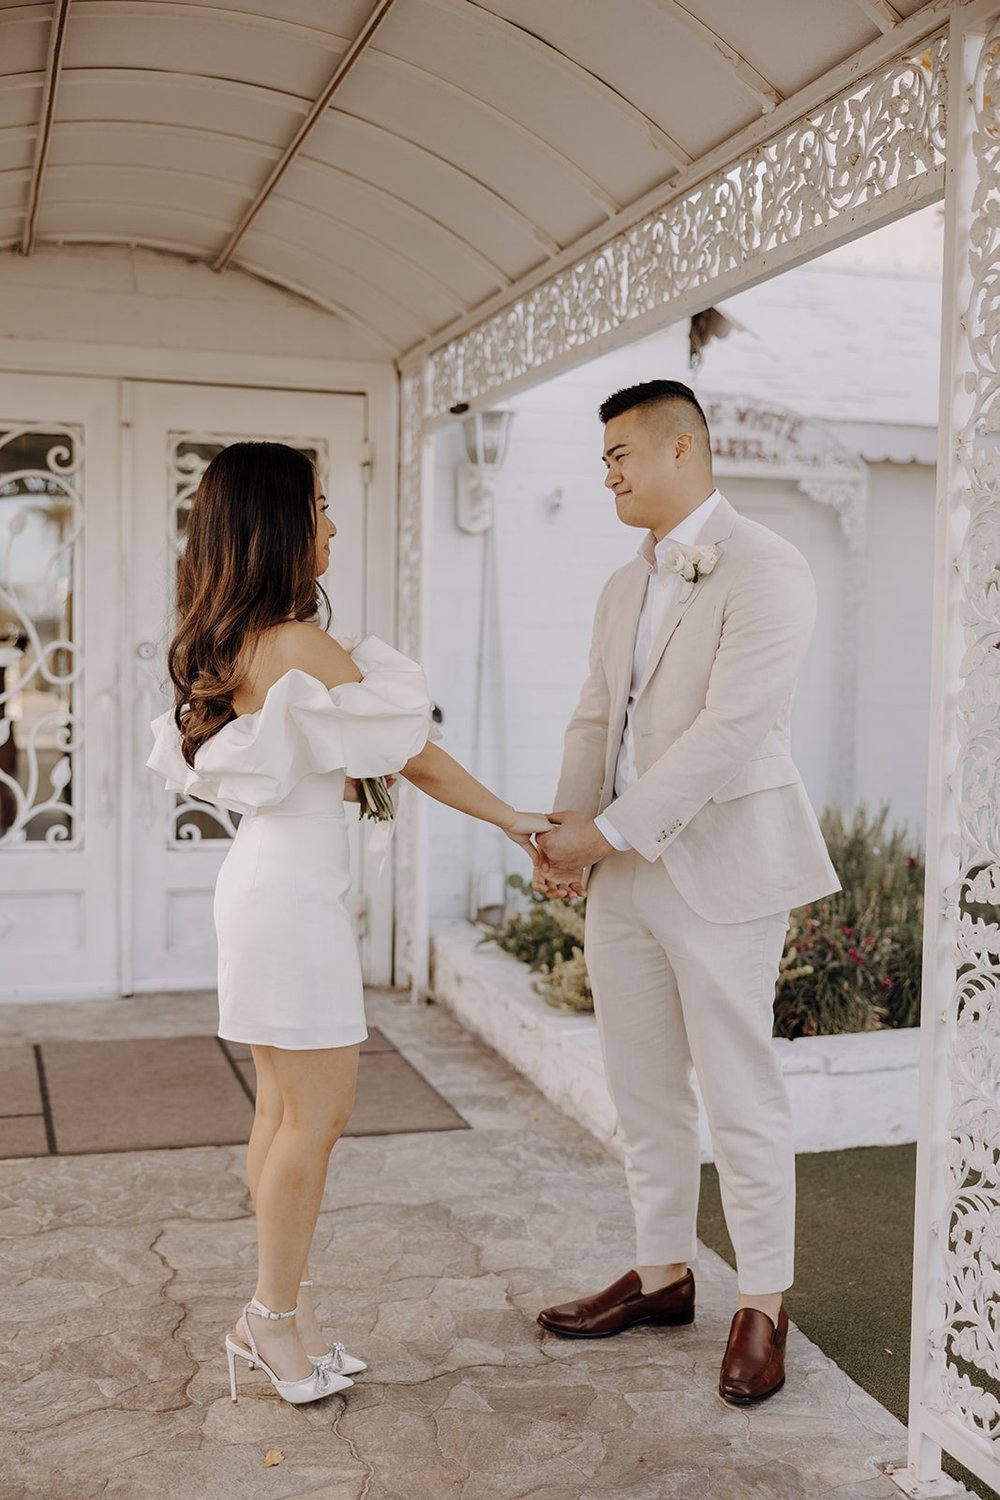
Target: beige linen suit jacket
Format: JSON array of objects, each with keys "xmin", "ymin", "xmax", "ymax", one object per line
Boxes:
[{"xmin": 554, "ymin": 495, "xmax": 840, "ymax": 923}]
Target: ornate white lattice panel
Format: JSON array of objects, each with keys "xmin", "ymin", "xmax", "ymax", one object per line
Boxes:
[
  {"xmin": 0, "ymin": 423, "xmax": 84, "ymax": 849},
  {"xmin": 422, "ymin": 34, "xmax": 947, "ymax": 419},
  {"xmin": 925, "ymin": 14, "xmax": 1000, "ymax": 1462}
]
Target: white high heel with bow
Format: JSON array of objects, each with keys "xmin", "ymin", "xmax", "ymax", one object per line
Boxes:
[
  {"xmin": 300, "ymin": 1278, "xmax": 368, "ymax": 1376},
  {"xmin": 225, "ymin": 1296, "xmax": 354, "ymax": 1404}
]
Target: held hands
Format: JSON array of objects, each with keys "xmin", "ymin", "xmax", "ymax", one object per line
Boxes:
[
  {"xmin": 532, "ymin": 810, "xmax": 614, "ymax": 900},
  {"xmin": 503, "ymin": 807, "xmax": 613, "ymax": 898},
  {"xmin": 501, "ymin": 810, "xmax": 555, "ymax": 868},
  {"xmin": 533, "ymin": 866, "xmax": 586, "ymax": 900},
  {"xmin": 538, "ymin": 810, "xmax": 614, "ymax": 871}
]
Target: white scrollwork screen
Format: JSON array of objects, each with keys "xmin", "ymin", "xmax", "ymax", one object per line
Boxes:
[
  {"xmin": 0, "ymin": 424, "xmax": 83, "ymax": 849},
  {"xmin": 166, "ymin": 433, "xmax": 327, "ymax": 847},
  {"xmin": 927, "ymin": 19, "xmax": 1000, "ymax": 1456}
]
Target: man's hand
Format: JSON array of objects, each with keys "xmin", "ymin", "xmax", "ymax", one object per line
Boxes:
[{"xmin": 537, "ymin": 810, "xmax": 614, "ymax": 872}]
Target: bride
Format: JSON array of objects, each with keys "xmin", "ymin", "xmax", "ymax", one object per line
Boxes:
[{"xmin": 147, "ymin": 441, "xmax": 550, "ymax": 1407}]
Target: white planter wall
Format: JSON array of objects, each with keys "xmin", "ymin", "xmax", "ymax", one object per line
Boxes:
[{"xmin": 432, "ymin": 921, "xmax": 920, "ymax": 1159}]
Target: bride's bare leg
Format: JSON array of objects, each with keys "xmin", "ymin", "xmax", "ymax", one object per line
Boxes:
[
  {"xmin": 232, "ymin": 1042, "xmax": 359, "ymax": 1379},
  {"xmin": 246, "ymin": 1049, "xmax": 331, "ymax": 1358},
  {"xmin": 246, "ymin": 1046, "xmax": 283, "ymax": 1206}
]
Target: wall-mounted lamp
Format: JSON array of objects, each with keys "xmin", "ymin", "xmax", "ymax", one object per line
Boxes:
[{"xmin": 456, "ymin": 408, "xmax": 514, "ymax": 533}]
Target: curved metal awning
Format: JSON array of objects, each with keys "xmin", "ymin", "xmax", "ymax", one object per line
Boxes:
[{"xmin": 0, "ymin": 0, "xmax": 945, "ymax": 357}]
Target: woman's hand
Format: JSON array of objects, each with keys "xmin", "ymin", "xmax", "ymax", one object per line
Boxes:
[
  {"xmin": 501, "ymin": 811, "xmax": 553, "ymax": 868},
  {"xmin": 533, "ymin": 867, "xmax": 586, "ymax": 900}
]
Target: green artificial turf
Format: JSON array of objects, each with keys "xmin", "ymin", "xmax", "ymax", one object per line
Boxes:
[{"xmin": 697, "ymin": 1145, "xmax": 997, "ymax": 1500}]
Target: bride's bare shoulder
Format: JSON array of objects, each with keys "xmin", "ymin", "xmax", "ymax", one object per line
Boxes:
[
  {"xmin": 233, "ymin": 623, "xmax": 361, "ymax": 714},
  {"xmin": 272, "ymin": 622, "xmax": 362, "ymax": 689}
]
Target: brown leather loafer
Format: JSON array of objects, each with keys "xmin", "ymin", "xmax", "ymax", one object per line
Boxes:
[
  {"xmin": 537, "ymin": 1269, "xmax": 695, "ymax": 1338},
  {"xmin": 718, "ymin": 1305, "xmax": 788, "ymax": 1404}
]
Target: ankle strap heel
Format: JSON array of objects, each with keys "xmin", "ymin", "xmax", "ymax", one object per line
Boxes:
[
  {"xmin": 247, "ymin": 1297, "xmax": 298, "ymax": 1320},
  {"xmin": 224, "ymin": 1296, "xmax": 354, "ymax": 1406}
]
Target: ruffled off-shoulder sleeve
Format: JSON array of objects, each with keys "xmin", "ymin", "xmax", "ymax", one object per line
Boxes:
[{"xmin": 146, "ymin": 635, "xmax": 433, "ymax": 814}]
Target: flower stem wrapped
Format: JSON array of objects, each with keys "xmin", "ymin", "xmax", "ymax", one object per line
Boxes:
[{"xmin": 358, "ymin": 776, "xmax": 395, "ymax": 821}]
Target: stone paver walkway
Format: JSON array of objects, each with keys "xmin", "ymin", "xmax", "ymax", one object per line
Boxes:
[{"xmin": 2, "ymin": 989, "xmax": 925, "ymax": 1500}]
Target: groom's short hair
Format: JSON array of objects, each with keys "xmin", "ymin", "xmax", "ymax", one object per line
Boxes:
[{"xmin": 599, "ymin": 380, "xmax": 711, "ymax": 452}]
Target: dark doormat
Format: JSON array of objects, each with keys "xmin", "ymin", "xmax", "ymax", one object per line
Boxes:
[{"xmin": 0, "ymin": 1028, "xmax": 467, "ymax": 1158}]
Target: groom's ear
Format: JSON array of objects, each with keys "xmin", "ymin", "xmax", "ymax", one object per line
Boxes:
[{"xmin": 673, "ymin": 432, "xmax": 696, "ymax": 464}]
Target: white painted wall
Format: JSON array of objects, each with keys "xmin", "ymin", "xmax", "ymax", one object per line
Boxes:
[
  {"xmin": 854, "ymin": 461, "xmax": 935, "ymax": 835},
  {"xmin": 425, "ymin": 336, "xmax": 937, "ymax": 922}
]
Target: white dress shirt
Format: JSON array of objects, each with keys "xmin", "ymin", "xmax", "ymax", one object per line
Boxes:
[{"xmin": 594, "ymin": 489, "xmax": 722, "ymax": 853}]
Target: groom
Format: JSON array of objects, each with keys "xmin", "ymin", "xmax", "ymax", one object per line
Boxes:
[{"xmin": 534, "ymin": 380, "xmax": 839, "ymax": 1403}]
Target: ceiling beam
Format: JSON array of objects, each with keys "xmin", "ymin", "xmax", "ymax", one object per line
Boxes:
[
  {"xmin": 651, "ymin": 0, "xmax": 784, "ymax": 113},
  {"xmin": 850, "ymin": 0, "xmax": 904, "ymax": 32},
  {"xmin": 19, "ymin": 0, "xmax": 72, "ymax": 255},
  {"xmin": 212, "ymin": 0, "xmax": 399, "ymax": 272}
]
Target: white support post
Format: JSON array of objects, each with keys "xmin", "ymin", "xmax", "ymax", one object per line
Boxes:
[
  {"xmin": 394, "ymin": 371, "xmax": 435, "ymax": 998},
  {"xmin": 898, "ymin": 6, "xmax": 1000, "ymax": 1496}
]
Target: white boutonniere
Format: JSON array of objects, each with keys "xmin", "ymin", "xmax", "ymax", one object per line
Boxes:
[{"xmin": 663, "ymin": 543, "xmax": 720, "ymax": 602}]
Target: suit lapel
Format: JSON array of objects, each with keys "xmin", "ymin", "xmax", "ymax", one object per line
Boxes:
[
  {"xmin": 635, "ymin": 495, "xmax": 739, "ymax": 701},
  {"xmin": 610, "ymin": 561, "xmax": 649, "ymax": 700},
  {"xmin": 601, "ymin": 561, "xmax": 648, "ymax": 797},
  {"xmin": 636, "ymin": 589, "xmax": 697, "ymax": 700}
]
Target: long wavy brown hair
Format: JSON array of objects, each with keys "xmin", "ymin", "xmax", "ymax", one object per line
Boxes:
[{"xmin": 167, "ymin": 441, "xmax": 330, "ymax": 766}]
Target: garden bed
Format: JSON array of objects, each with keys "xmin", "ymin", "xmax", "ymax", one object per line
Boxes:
[{"xmin": 430, "ymin": 919, "xmax": 921, "ymax": 1159}]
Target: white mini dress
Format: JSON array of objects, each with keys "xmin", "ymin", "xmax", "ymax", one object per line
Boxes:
[{"xmin": 147, "ymin": 636, "xmax": 432, "ymax": 1050}]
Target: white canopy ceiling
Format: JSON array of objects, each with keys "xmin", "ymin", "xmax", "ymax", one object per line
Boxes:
[{"xmin": 0, "ymin": 0, "xmax": 942, "ymax": 358}]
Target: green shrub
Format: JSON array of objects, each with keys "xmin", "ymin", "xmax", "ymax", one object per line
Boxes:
[
  {"xmin": 483, "ymin": 807, "xmax": 934, "ymax": 1039},
  {"xmin": 774, "ymin": 806, "xmax": 925, "ymax": 1037},
  {"xmin": 479, "ymin": 874, "xmax": 593, "ymax": 1011}
]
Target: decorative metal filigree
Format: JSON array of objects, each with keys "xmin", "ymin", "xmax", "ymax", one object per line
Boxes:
[
  {"xmin": 924, "ymin": 15, "xmax": 1000, "ymax": 1471},
  {"xmin": 422, "ymin": 33, "xmax": 947, "ymax": 417},
  {"xmin": 0, "ymin": 424, "xmax": 84, "ymax": 849}
]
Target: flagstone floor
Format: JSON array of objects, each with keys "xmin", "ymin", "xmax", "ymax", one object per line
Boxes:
[{"xmin": 1, "ymin": 988, "xmax": 949, "ymax": 1500}]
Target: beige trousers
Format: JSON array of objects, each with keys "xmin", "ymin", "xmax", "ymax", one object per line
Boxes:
[{"xmin": 584, "ymin": 849, "xmax": 793, "ymax": 1294}]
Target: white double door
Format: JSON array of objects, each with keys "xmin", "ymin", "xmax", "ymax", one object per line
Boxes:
[{"xmin": 0, "ymin": 371, "xmax": 391, "ymax": 1000}]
